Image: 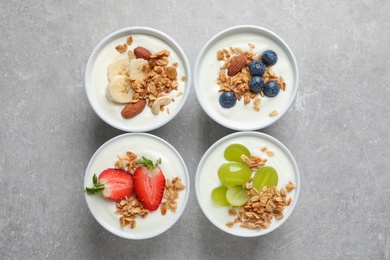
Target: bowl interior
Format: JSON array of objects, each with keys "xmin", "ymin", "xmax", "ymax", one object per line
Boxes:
[
  {"xmin": 194, "ymin": 25, "xmax": 299, "ymax": 130},
  {"xmin": 85, "ymin": 27, "xmax": 191, "ymax": 132},
  {"xmin": 84, "ymin": 133, "xmax": 190, "ymax": 239},
  {"xmin": 195, "ymin": 131, "xmax": 300, "ymax": 237}
]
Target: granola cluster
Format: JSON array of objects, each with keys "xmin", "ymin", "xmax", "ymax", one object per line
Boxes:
[
  {"xmin": 160, "ymin": 177, "xmax": 186, "ymax": 215},
  {"xmin": 216, "ymin": 43, "xmax": 286, "ymax": 112},
  {"xmin": 240, "ymin": 154, "xmax": 267, "ymax": 171},
  {"xmin": 114, "ymin": 151, "xmax": 139, "ymax": 173},
  {"xmin": 130, "ymin": 50, "xmax": 181, "ymax": 108},
  {"xmin": 226, "ymin": 182, "xmax": 295, "ymax": 230},
  {"xmin": 240, "ymin": 145, "xmax": 276, "ymax": 170},
  {"xmin": 116, "ymin": 194, "xmax": 148, "ymax": 228}
]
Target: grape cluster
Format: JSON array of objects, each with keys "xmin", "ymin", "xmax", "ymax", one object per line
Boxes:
[{"xmin": 211, "ymin": 144, "xmax": 279, "ymax": 207}]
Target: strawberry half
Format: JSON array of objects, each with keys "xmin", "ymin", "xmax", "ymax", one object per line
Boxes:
[
  {"xmin": 85, "ymin": 168, "xmax": 134, "ymax": 200},
  {"xmin": 133, "ymin": 157, "xmax": 165, "ymax": 211}
]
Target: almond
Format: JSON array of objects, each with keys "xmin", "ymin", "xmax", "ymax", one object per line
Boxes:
[
  {"xmin": 134, "ymin": 46, "xmax": 152, "ymax": 60},
  {"xmin": 121, "ymin": 99, "xmax": 147, "ymax": 119},
  {"xmin": 227, "ymin": 54, "xmax": 247, "ymax": 77}
]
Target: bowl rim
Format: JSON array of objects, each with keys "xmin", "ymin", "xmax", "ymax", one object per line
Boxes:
[
  {"xmin": 85, "ymin": 26, "xmax": 192, "ymax": 132},
  {"xmin": 193, "ymin": 25, "xmax": 300, "ymax": 131},
  {"xmin": 84, "ymin": 132, "xmax": 190, "ymax": 239},
  {"xmin": 195, "ymin": 131, "xmax": 300, "ymax": 237}
]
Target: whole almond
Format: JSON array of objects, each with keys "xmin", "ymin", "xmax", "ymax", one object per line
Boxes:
[
  {"xmin": 134, "ymin": 46, "xmax": 152, "ymax": 60},
  {"xmin": 227, "ymin": 54, "xmax": 247, "ymax": 76},
  {"xmin": 121, "ymin": 99, "xmax": 147, "ymax": 119}
]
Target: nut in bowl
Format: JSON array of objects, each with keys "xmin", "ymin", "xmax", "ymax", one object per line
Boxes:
[
  {"xmin": 85, "ymin": 27, "xmax": 191, "ymax": 132},
  {"xmin": 84, "ymin": 133, "xmax": 190, "ymax": 239},
  {"xmin": 194, "ymin": 25, "xmax": 299, "ymax": 130},
  {"xmin": 195, "ymin": 132, "xmax": 300, "ymax": 237}
]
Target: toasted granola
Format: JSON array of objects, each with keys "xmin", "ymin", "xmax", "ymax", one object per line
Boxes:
[
  {"xmin": 130, "ymin": 50, "xmax": 179, "ymax": 108},
  {"xmin": 114, "ymin": 151, "xmax": 139, "ymax": 174},
  {"xmin": 161, "ymin": 177, "xmax": 185, "ymax": 215},
  {"xmin": 116, "ymin": 194, "xmax": 148, "ymax": 228},
  {"xmin": 241, "ymin": 154, "xmax": 267, "ymax": 171},
  {"xmin": 115, "ymin": 43, "xmax": 128, "ymax": 53},
  {"xmin": 227, "ymin": 184, "xmax": 295, "ymax": 230}
]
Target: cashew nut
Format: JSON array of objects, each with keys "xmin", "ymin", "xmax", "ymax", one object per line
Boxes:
[{"xmin": 151, "ymin": 96, "xmax": 171, "ymax": 115}]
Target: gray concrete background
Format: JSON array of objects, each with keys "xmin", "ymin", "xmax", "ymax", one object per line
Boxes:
[{"xmin": 1, "ymin": 0, "xmax": 389, "ymax": 259}]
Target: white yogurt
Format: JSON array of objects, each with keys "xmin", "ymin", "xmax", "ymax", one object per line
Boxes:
[
  {"xmin": 194, "ymin": 26, "xmax": 298, "ymax": 130},
  {"xmin": 196, "ymin": 132, "xmax": 299, "ymax": 237},
  {"xmin": 86, "ymin": 28, "xmax": 190, "ymax": 132},
  {"xmin": 84, "ymin": 133, "xmax": 189, "ymax": 239}
]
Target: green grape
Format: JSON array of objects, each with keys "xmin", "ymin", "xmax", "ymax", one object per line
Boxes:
[
  {"xmin": 224, "ymin": 143, "xmax": 251, "ymax": 162},
  {"xmin": 218, "ymin": 162, "xmax": 252, "ymax": 186},
  {"xmin": 211, "ymin": 186, "xmax": 230, "ymax": 206},
  {"xmin": 226, "ymin": 185, "xmax": 249, "ymax": 206},
  {"xmin": 252, "ymin": 166, "xmax": 278, "ymax": 192}
]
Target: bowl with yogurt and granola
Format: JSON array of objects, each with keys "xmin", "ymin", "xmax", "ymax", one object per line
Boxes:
[
  {"xmin": 194, "ymin": 25, "xmax": 299, "ymax": 130},
  {"xmin": 195, "ymin": 131, "xmax": 300, "ymax": 237},
  {"xmin": 84, "ymin": 133, "xmax": 190, "ymax": 239},
  {"xmin": 85, "ymin": 27, "xmax": 191, "ymax": 132}
]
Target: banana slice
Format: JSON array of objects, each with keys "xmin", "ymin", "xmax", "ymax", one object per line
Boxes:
[
  {"xmin": 106, "ymin": 75, "xmax": 133, "ymax": 104},
  {"xmin": 129, "ymin": 58, "xmax": 148, "ymax": 82},
  {"xmin": 107, "ymin": 56, "xmax": 131, "ymax": 81}
]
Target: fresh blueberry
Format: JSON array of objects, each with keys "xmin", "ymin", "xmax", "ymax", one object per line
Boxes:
[
  {"xmin": 249, "ymin": 76, "xmax": 265, "ymax": 93},
  {"xmin": 261, "ymin": 50, "xmax": 278, "ymax": 66},
  {"xmin": 219, "ymin": 91, "xmax": 237, "ymax": 108},
  {"xmin": 263, "ymin": 80, "xmax": 280, "ymax": 97},
  {"xmin": 249, "ymin": 60, "xmax": 266, "ymax": 76}
]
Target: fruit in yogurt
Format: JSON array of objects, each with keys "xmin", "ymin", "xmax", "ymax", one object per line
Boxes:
[
  {"xmin": 211, "ymin": 186, "xmax": 230, "ymax": 206},
  {"xmin": 225, "ymin": 185, "xmax": 249, "ymax": 206},
  {"xmin": 133, "ymin": 157, "xmax": 166, "ymax": 211},
  {"xmin": 218, "ymin": 162, "xmax": 251, "ymax": 186},
  {"xmin": 219, "ymin": 91, "xmax": 237, "ymax": 108},
  {"xmin": 106, "ymin": 75, "xmax": 133, "ymax": 103},
  {"xmin": 252, "ymin": 166, "xmax": 278, "ymax": 192},
  {"xmin": 261, "ymin": 50, "xmax": 278, "ymax": 66},
  {"xmin": 84, "ymin": 168, "xmax": 134, "ymax": 200},
  {"xmin": 248, "ymin": 60, "xmax": 266, "ymax": 76},
  {"xmin": 129, "ymin": 58, "xmax": 148, "ymax": 82},
  {"xmin": 264, "ymin": 80, "xmax": 280, "ymax": 97},
  {"xmin": 224, "ymin": 143, "xmax": 251, "ymax": 163},
  {"xmin": 107, "ymin": 56, "xmax": 131, "ymax": 81},
  {"xmin": 249, "ymin": 76, "xmax": 265, "ymax": 94}
]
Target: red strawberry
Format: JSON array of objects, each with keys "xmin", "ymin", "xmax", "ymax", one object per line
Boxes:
[
  {"xmin": 85, "ymin": 168, "xmax": 134, "ymax": 200},
  {"xmin": 133, "ymin": 157, "xmax": 165, "ymax": 211}
]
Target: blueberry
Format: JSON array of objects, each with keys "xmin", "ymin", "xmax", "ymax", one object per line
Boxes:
[
  {"xmin": 219, "ymin": 91, "xmax": 237, "ymax": 108},
  {"xmin": 249, "ymin": 76, "xmax": 265, "ymax": 93},
  {"xmin": 261, "ymin": 50, "xmax": 278, "ymax": 66},
  {"xmin": 249, "ymin": 60, "xmax": 266, "ymax": 76},
  {"xmin": 264, "ymin": 80, "xmax": 280, "ymax": 97}
]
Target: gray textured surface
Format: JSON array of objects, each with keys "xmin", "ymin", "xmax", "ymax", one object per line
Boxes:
[{"xmin": 1, "ymin": 0, "xmax": 389, "ymax": 259}]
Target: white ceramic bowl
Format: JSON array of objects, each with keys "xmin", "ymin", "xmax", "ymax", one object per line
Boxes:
[
  {"xmin": 84, "ymin": 133, "xmax": 190, "ymax": 239},
  {"xmin": 194, "ymin": 25, "xmax": 299, "ymax": 130},
  {"xmin": 85, "ymin": 27, "xmax": 191, "ymax": 132},
  {"xmin": 195, "ymin": 131, "xmax": 300, "ymax": 237}
]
